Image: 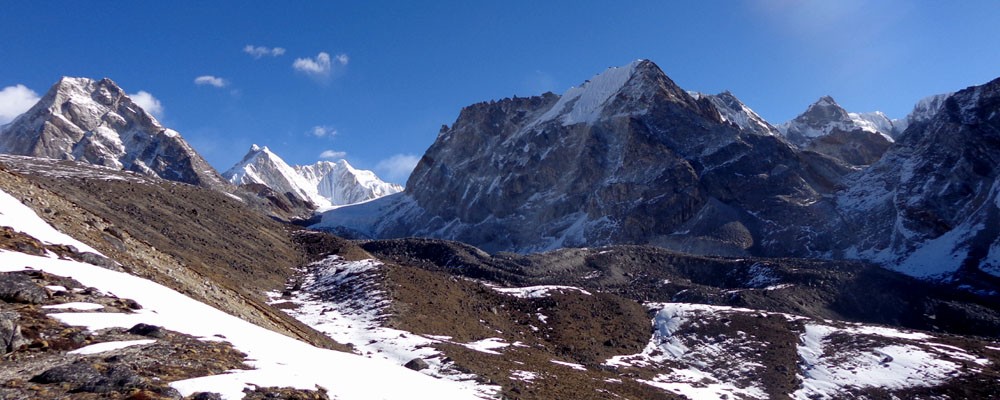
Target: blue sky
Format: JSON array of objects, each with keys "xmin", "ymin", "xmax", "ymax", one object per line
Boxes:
[{"xmin": 1, "ymin": 1, "xmax": 998, "ymax": 183}]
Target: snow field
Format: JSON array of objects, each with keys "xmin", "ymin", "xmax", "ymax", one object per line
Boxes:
[{"xmin": 0, "ymin": 189, "xmax": 485, "ymax": 399}]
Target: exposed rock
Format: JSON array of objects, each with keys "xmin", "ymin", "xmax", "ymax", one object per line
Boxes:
[
  {"xmin": 30, "ymin": 361, "xmax": 103, "ymax": 386},
  {"xmin": 0, "ymin": 77, "xmax": 229, "ymax": 191},
  {"xmin": 317, "ymin": 60, "xmax": 849, "ymax": 256},
  {"xmin": 806, "ymin": 127, "xmax": 893, "ymax": 166},
  {"xmin": 190, "ymin": 393, "xmax": 224, "ymax": 400},
  {"xmin": 404, "ymin": 357, "xmax": 429, "ymax": 371},
  {"xmin": 0, "ymin": 311, "xmax": 27, "ymax": 353},
  {"xmin": 833, "ymin": 76, "xmax": 1000, "ymax": 286},
  {"xmin": 127, "ymin": 323, "xmax": 166, "ymax": 338},
  {"xmin": 0, "ymin": 273, "xmax": 48, "ymax": 304},
  {"xmin": 778, "ymin": 95, "xmax": 894, "ymax": 165},
  {"xmin": 78, "ymin": 365, "xmax": 142, "ymax": 393}
]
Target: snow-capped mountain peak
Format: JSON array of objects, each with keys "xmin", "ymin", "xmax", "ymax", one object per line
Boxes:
[
  {"xmin": 535, "ymin": 60, "xmax": 646, "ymax": 126},
  {"xmin": 777, "ymin": 96, "xmax": 857, "ymax": 145},
  {"xmin": 224, "ymin": 145, "xmax": 402, "ymax": 209},
  {"xmin": 848, "ymin": 111, "xmax": 896, "ymax": 141},
  {"xmin": 0, "ymin": 76, "xmax": 227, "ymax": 189},
  {"xmin": 223, "ymin": 144, "xmax": 332, "ymax": 209},
  {"xmin": 688, "ymin": 90, "xmax": 779, "ymax": 136},
  {"xmin": 893, "ymin": 92, "xmax": 952, "ymax": 136},
  {"xmin": 295, "ymin": 159, "xmax": 403, "ymax": 206}
]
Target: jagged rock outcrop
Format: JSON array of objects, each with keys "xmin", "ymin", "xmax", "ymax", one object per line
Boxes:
[
  {"xmin": 688, "ymin": 90, "xmax": 780, "ymax": 136},
  {"xmin": 317, "ymin": 60, "xmax": 847, "ymax": 255},
  {"xmin": 834, "ymin": 77, "xmax": 1000, "ymax": 283},
  {"xmin": 0, "ymin": 77, "xmax": 228, "ymax": 190},
  {"xmin": 893, "ymin": 92, "xmax": 952, "ymax": 137},
  {"xmin": 777, "ymin": 96, "xmax": 894, "ymax": 166}
]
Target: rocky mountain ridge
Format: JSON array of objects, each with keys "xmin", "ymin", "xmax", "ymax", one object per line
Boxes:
[
  {"xmin": 316, "ymin": 60, "xmax": 1000, "ymax": 290},
  {"xmin": 317, "ymin": 60, "xmax": 847, "ymax": 257},
  {"xmin": 0, "ymin": 77, "xmax": 228, "ymax": 191}
]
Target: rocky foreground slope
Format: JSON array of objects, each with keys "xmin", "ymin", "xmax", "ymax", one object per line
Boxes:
[{"xmin": 1, "ymin": 153, "xmax": 998, "ymax": 399}]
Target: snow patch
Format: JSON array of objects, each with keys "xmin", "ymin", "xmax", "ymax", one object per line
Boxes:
[
  {"xmin": 0, "ymin": 250, "xmax": 487, "ymax": 400},
  {"xmin": 0, "ymin": 188, "xmax": 103, "ymax": 255},
  {"xmin": 536, "ymin": 60, "xmax": 643, "ymax": 126},
  {"xmin": 68, "ymin": 339, "xmax": 156, "ymax": 355},
  {"xmin": 492, "ymin": 285, "xmax": 592, "ymax": 298},
  {"xmin": 42, "ymin": 302, "xmax": 104, "ymax": 311},
  {"xmin": 549, "ymin": 360, "xmax": 587, "ymax": 371}
]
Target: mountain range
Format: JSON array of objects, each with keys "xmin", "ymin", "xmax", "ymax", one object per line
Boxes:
[
  {"xmin": 316, "ymin": 59, "xmax": 998, "ymax": 291},
  {"xmin": 222, "ymin": 144, "xmax": 402, "ymax": 210},
  {"xmin": 1, "ymin": 61, "xmax": 999, "ymax": 399},
  {"xmin": 0, "ymin": 77, "xmax": 401, "ymax": 216}
]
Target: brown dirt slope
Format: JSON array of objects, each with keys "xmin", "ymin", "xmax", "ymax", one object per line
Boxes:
[{"xmin": 0, "ymin": 157, "xmax": 340, "ymax": 350}]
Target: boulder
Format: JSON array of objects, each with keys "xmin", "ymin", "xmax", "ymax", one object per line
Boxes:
[
  {"xmin": 0, "ymin": 311, "xmax": 27, "ymax": 353},
  {"xmin": 404, "ymin": 357, "xmax": 429, "ymax": 371},
  {"xmin": 0, "ymin": 272, "xmax": 48, "ymax": 304}
]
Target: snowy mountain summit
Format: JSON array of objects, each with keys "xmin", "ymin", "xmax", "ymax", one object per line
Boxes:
[
  {"xmin": 223, "ymin": 144, "xmax": 401, "ymax": 209},
  {"xmin": 777, "ymin": 96, "xmax": 895, "ymax": 165},
  {"xmin": 688, "ymin": 90, "xmax": 779, "ymax": 136},
  {"xmin": 317, "ymin": 59, "xmax": 844, "ymax": 255},
  {"xmin": 0, "ymin": 77, "xmax": 227, "ymax": 189}
]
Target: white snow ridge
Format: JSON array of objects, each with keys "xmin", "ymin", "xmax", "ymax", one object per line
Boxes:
[{"xmin": 224, "ymin": 144, "xmax": 402, "ymax": 209}]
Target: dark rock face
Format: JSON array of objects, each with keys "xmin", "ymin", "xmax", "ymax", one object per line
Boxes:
[
  {"xmin": 317, "ymin": 62, "xmax": 1000, "ymax": 286},
  {"xmin": 31, "ymin": 361, "xmax": 103, "ymax": 386},
  {"xmin": 0, "ymin": 77, "xmax": 228, "ymax": 190},
  {"xmin": 127, "ymin": 323, "xmax": 167, "ymax": 338},
  {"xmin": 779, "ymin": 96, "xmax": 853, "ymax": 146},
  {"xmin": 0, "ymin": 311, "xmax": 27, "ymax": 353},
  {"xmin": 321, "ymin": 60, "xmax": 848, "ymax": 255},
  {"xmin": 0, "ymin": 272, "xmax": 48, "ymax": 304},
  {"xmin": 806, "ymin": 128, "xmax": 893, "ymax": 166},
  {"xmin": 833, "ymin": 77, "xmax": 1000, "ymax": 283},
  {"xmin": 31, "ymin": 361, "xmax": 142, "ymax": 393},
  {"xmin": 778, "ymin": 96, "xmax": 895, "ymax": 166}
]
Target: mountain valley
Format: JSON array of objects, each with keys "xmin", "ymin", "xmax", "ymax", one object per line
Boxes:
[{"xmin": 0, "ymin": 60, "xmax": 999, "ymax": 399}]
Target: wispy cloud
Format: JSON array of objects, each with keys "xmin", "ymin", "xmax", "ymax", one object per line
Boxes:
[
  {"xmin": 375, "ymin": 154, "xmax": 420, "ymax": 184},
  {"xmin": 244, "ymin": 45, "xmax": 286, "ymax": 58},
  {"xmin": 0, "ymin": 84, "xmax": 40, "ymax": 124},
  {"xmin": 310, "ymin": 125, "xmax": 337, "ymax": 138},
  {"xmin": 194, "ymin": 75, "xmax": 227, "ymax": 88},
  {"xmin": 128, "ymin": 90, "xmax": 164, "ymax": 119},
  {"xmin": 319, "ymin": 149, "xmax": 347, "ymax": 159},
  {"xmin": 293, "ymin": 52, "xmax": 349, "ymax": 80}
]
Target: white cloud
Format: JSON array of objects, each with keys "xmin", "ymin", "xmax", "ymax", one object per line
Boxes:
[
  {"xmin": 375, "ymin": 154, "xmax": 420, "ymax": 183},
  {"xmin": 293, "ymin": 52, "xmax": 349, "ymax": 80},
  {"xmin": 319, "ymin": 149, "xmax": 347, "ymax": 159},
  {"xmin": 310, "ymin": 125, "xmax": 337, "ymax": 138},
  {"xmin": 244, "ymin": 45, "xmax": 286, "ymax": 58},
  {"xmin": 129, "ymin": 91, "xmax": 164, "ymax": 119},
  {"xmin": 0, "ymin": 84, "xmax": 40, "ymax": 124},
  {"xmin": 194, "ymin": 75, "xmax": 227, "ymax": 88}
]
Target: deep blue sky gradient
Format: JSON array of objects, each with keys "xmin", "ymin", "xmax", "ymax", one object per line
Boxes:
[{"xmin": 2, "ymin": 1, "xmax": 998, "ymax": 182}]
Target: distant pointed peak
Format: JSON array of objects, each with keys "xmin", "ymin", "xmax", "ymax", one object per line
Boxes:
[
  {"xmin": 815, "ymin": 96, "xmax": 838, "ymax": 106},
  {"xmin": 55, "ymin": 76, "xmax": 94, "ymax": 86}
]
